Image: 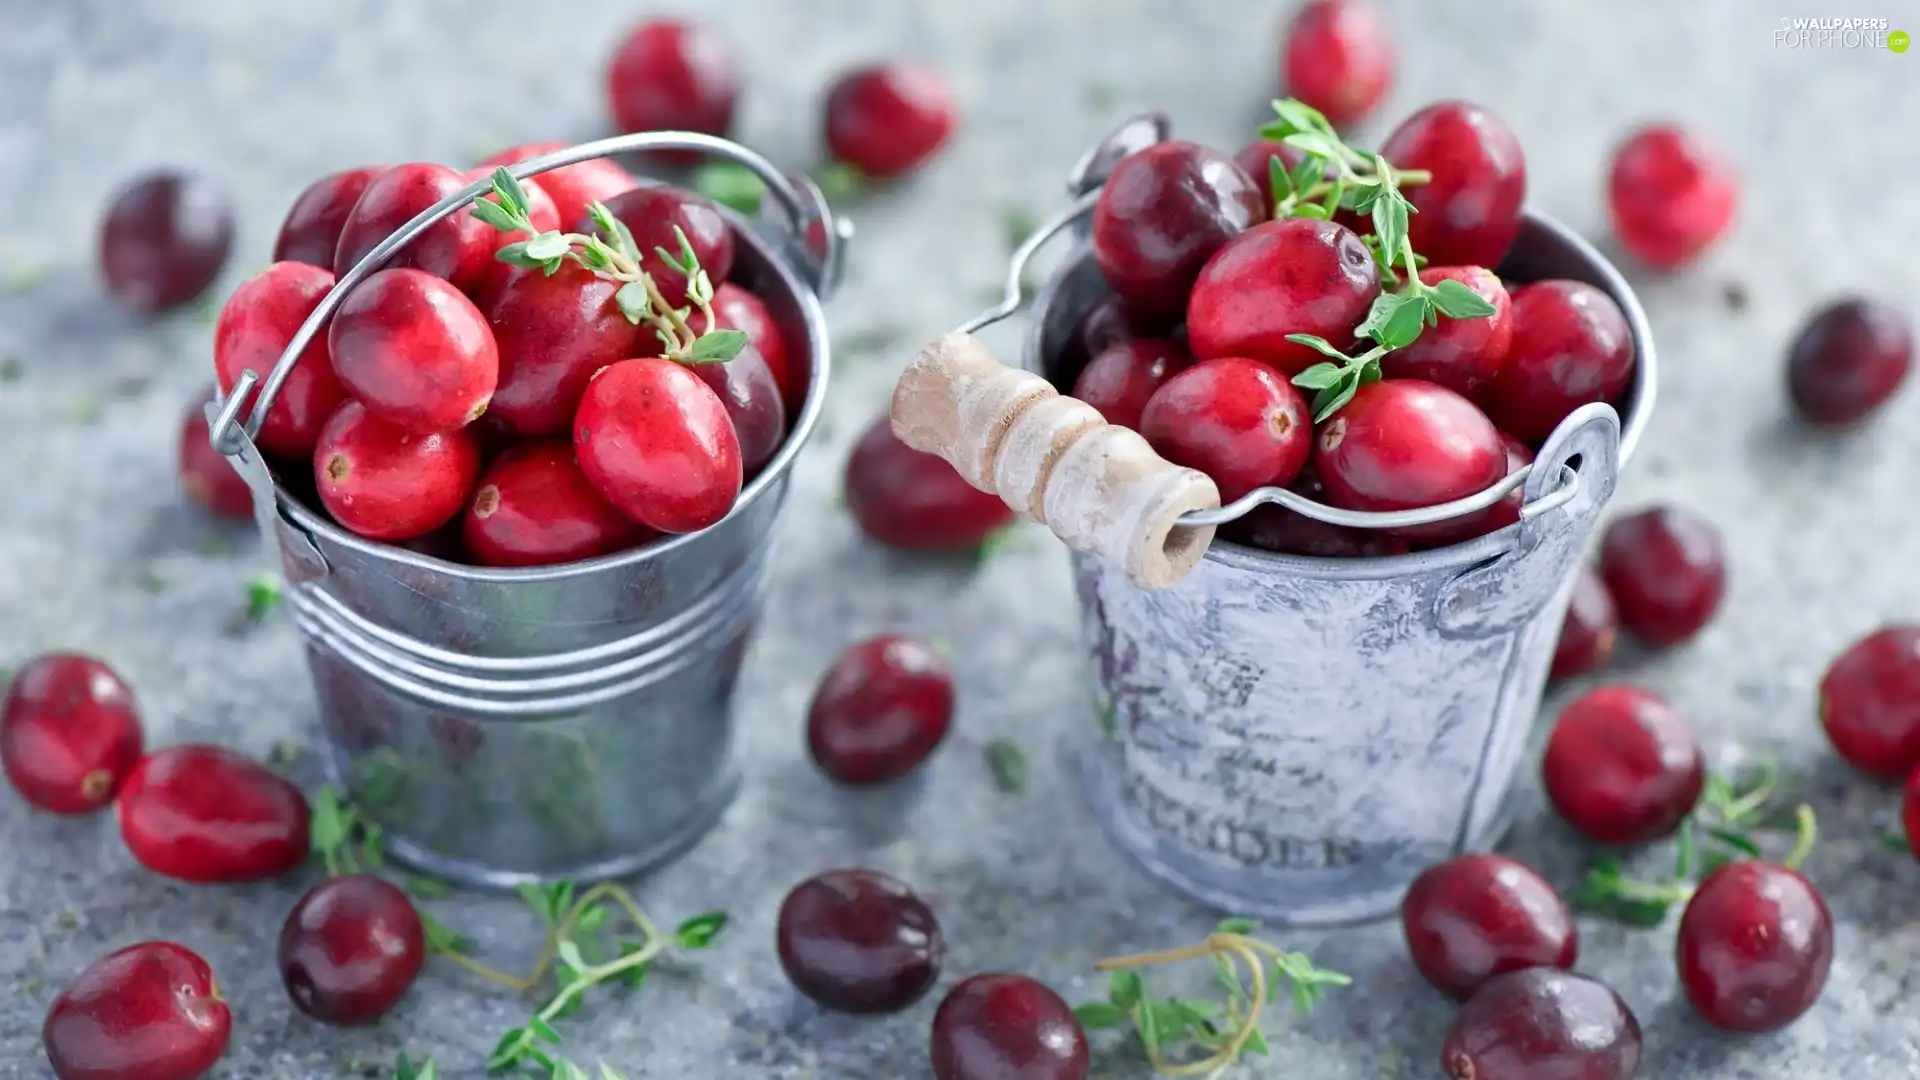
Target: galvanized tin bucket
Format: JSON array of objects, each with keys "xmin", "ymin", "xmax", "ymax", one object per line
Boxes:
[
  {"xmin": 891, "ymin": 115, "xmax": 1655, "ymax": 925},
  {"xmin": 209, "ymin": 133, "xmax": 849, "ymax": 887}
]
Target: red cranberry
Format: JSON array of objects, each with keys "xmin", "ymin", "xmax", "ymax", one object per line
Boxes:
[
  {"xmin": 1401, "ymin": 853, "xmax": 1577, "ymax": 1001},
  {"xmin": 1902, "ymin": 763, "xmax": 1920, "ymax": 859},
  {"xmin": 1607, "ymin": 124, "xmax": 1739, "ymax": 271},
  {"xmin": 1139, "ymin": 358, "xmax": 1312, "ymax": 503},
  {"xmin": 843, "ymin": 412, "xmax": 1015, "ymax": 552},
  {"xmin": 597, "ymin": 185, "xmax": 735, "ymax": 309},
  {"xmin": 2, "ymin": 654, "xmax": 144, "ymax": 815},
  {"xmin": 213, "ymin": 261, "xmax": 349, "ymax": 459},
  {"xmin": 606, "ymin": 18, "xmax": 740, "ymax": 164},
  {"xmin": 1091, "ymin": 141, "xmax": 1266, "ymax": 316},
  {"xmin": 314, "ymin": 401, "xmax": 484, "ymax": 542},
  {"xmin": 1378, "ymin": 101, "xmax": 1527, "ymax": 270},
  {"xmin": 1280, "ymin": 0, "xmax": 1394, "ymax": 129},
  {"xmin": 1315, "ymin": 379, "xmax": 1507, "ymax": 546},
  {"xmin": 178, "ymin": 388, "xmax": 253, "ymax": 520},
  {"xmin": 574, "ymin": 357, "xmax": 743, "ymax": 533},
  {"xmin": 1058, "ymin": 296, "xmax": 1174, "ymax": 383},
  {"xmin": 99, "ymin": 170, "xmax": 234, "ymax": 314},
  {"xmin": 1070, "ymin": 338, "xmax": 1193, "ymax": 429},
  {"xmin": 1440, "ymin": 430, "xmax": 1532, "ymax": 546},
  {"xmin": 776, "ymin": 868, "xmax": 943, "ymax": 1013},
  {"xmin": 476, "ymin": 142, "xmax": 637, "ymax": 229},
  {"xmin": 43, "ymin": 941, "xmax": 230, "ymax": 1080},
  {"xmin": 1676, "ymin": 861, "xmax": 1833, "ymax": 1033},
  {"xmin": 1232, "ymin": 140, "xmax": 1312, "ymax": 216},
  {"xmin": 462, "ymin": 442, "xmax": 650, "ymax": 568},
  {"xmin": 1597, "ymin": 505, "xmax": 1726, "ymax": 647},
  {"xmin": 1380, "ymin": 266, "xmax": 1512, "ymax": 397},
  {"xmin": 1541, "ymin": 685, "xmax": 1704, "ymax": 846},
  {"xmin": 930, "ymin": 973, "xmax": 1090, "ymax": 1080},
  {"xmin": 1221, "ymin": 465, "xmax": 1411, "ymax": 558},
  {"xmin": 116, "ymin": 744, "xmax": 311, "ymax": 882},
  {"xmin": 690, "ymin": 343, "xmax": 787, "ymax": 477},
  {"xmin": 1442, "ymin": 969, "xmax": 1641, "ymax": 1080},
  {"xmin": 279, "ymin": 874, "xmax": 426, "ymax": 1026},
  {"xmin": 327, "ymin": 268, "xmax": 499, "ymax": 432},
  {"xmin": 1785, "ymin": 297, "xmax": 1913, "ymax": 425},
  {"xmin": 274, "ymin": 166, "xmax": 385, "ymax": 269},
  {"xmin": 1481, "ymin": 280, "xmax": 1635, "ymax": 444},
  {"xmin": 1818, "ymin": 625, "xmax": 1920, "ymax": 777},
  {"xmin": 1550, "ymin": 565, "xmax": 1619, "ymax": 681},
  {"xmin": 333, "ymin": 162, "xmax": 493, "ymax": 290},
  {"xmin": 482, "ymin": 260, "xmax": 643, "ymax": 439},
  {"xmin": 806, "ymin": 636, "xmax": 954, "ymax": 785},
  {"xmin": 822, "ymin": 62, "xmax": 958, "ymax": 179},
  {"xmin": 694, "ymin": 283, "xmax": 799, "ymax": 411},
  {"xmin": 1185, "ymin": 218, "xmax": 1379, "ymax": 376}
]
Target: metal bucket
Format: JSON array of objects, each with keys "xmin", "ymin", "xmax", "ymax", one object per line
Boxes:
[
  {"xmin": 891, "ymin": 115, "xmax": 1654, "ymax": 926},
  {"xmin": 209, "ymin": 134, "xmax": 849, "ymax": 888}
]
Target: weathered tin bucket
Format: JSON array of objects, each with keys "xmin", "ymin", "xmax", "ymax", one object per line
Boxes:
[
  {"xmin": 208, "ymin": 133, "xmax": 849, "ymax": 888},
  {"xmin": 891, "ymin": 115, "xmax": 1655, "ymax": 925}
]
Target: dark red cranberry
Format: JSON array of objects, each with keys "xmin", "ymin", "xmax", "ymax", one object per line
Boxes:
[
  {"xmin": 1232, "ymin": 140, "xmax": 1313, "ymax": 216},
  {"xmin": 178, "ymin": 388, "xmax": 253, "ymax": 521},
  {"xmin": 213, "ymin": 261, "xmax": 350, "ymax": 460},
  {"xmin": 1058, "ymin": 296, "xmax": 1173, "ymax": 382},
  {"xmin": 1091, "ymin": 141, "xmax": 1266, "ymax": 317},
  {"xmin": 1315, "ymin": 379, "xmax": 1507, "ymax": 546},
  {"xmin": 1442, "ymin": 969, "xmax": 1640, "ymax": 1080},
  {"xmin": 1901, "ymin": 763, "xmax": 1920, "ymax": 859},
  {"xmin": 1677, "ymin": 861, "xmax": 1833, "ymax": 1033},
  {"xmin": 116, "ymin": 744, "xmax": 311, "ymax": 882},
  {"xmin": 1221, "ymin": 466, "xmax": 1411, "ymax": 558},
  {"xmin": 333, "ymin": 162, "xmax": 493, "ymax": 291},
  {"xmin": 1607, "ymin": 123, "xmax": 1739, "ymax": 271},
  {"xmin": 1818, "ymin": 625, "xmax": 1920, "ymax": 777},
  {"xmin": 483, "ymin": 260, "xmax": 643, "ymax": 438},
  {"xmin": 314, "ymin": 401, "xmax": 484, "ymax": 542},
  {"xmin": 463, "ymin": 442, "xmax": 651, "ymax": 568},
  {"xmin": 690, "ymin": 283, "xmax": 799, "ymax": 411},
  {"xmin": 596, "ymin": 185, "xmax": 735, "ymax": 309},
  {"xmin": 822, "ymin": 62, "xmax": 958, "ymax": 179},
  {"xmin": 1597, "ymin": 505, "xmax": 1725, "ymax": 647},
  {"xmin": 574, "ymin": 357, "xmax": 743, "ymax": 533},
  {"xmin": 1481, "ymin": 280, "xmax": 1635, "ymax": 444},
  {"xmin": 843, "ymin": 412, "xmax": 1015, "ymax": 552},
  {"xmin": 1139, "ymin": 358, "xmax": 1312, "ymax": 503},
  {"xmin": 807, "ymin": 636, "xmax": 953, "ymax": 785},
  {"xmin": 606, "ymin": 18, "xmax": 740, "ymax": 164},
  {"xmin": 1401, "ymin": 853, "xmax": 1577, "ymax": 1000},
  {"xmin": 1380, "ymin": 266, "xmax": 1512, "ymax": 397},
  {"xmin": 279, "ymin": 874, "xmax": 426, "ymax": 1026},
  {"xmin": 476, "ymin": 142, "xmax": 638, "ymax": 229},
  {"xmin": 776, "ymin": 868, "xmax": 943, "ymax": 1013},
  {"xmin": 1378, "ymin": 101, "xmax": 1527, "ymax": 270},
  {"xmin": 327, "ymin": 267, "xmax": 499, "ymax": 432},
  {"xmin": 1785, "ymin": 297, "xmax": 1913, "ymax": 425},
  {"xmin": 1, "ymin": 653, "xmax": 144, "ymax": 815},
  {"xmin": 690, "ymin": 344, "xmax": 788, "ymax": 477},
  {"xmin": 43, "ymin": 941, "xmax": 230, "ymax": 1080},
  {"xmin": 1280, "ymin": 0, "xmax": 1395, "ymax": 129},
  {"xmin": 1185, "ymin": 218, "xmax": 1379, "ymax": 376},
  {"xmin": 274, "ymin": 166, "xmax": 385, "ymax": 269},
  {"xmin": 1541, "ymin": 684, "xmax": 1704, "ymax": 846},
  {"xmin": 99, "ymin": 170, "xmax": 234, "ymax": 314},
  {"xmin": 1070, "ymin": 338, "xmax": 1193, "ymax": 429},
  {"xmin": 930, "ymin": 973, "xmax": 1090, "ymax": 1080},
  {"xmin": 1550, "ymin": 565, "xmax": 1619, "ymax": 681}
]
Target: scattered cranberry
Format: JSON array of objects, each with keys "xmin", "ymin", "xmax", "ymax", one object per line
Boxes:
[
  {"xmin": 1139, "ymin": 357, "xmax": 1312, "ymax": 503},
  {"xmin": 1280, "ymin": 0, "xmax": 1394, "ymax": 129},
  {"xmin": 807, "ymin": 636, "xmax": 954, "ymax": 785},
  {"xmin": 1541, "ymin": 684, "xmax": 1704, "ymax": 846},
  {"xmin": 1442, "ymin": 968, "xmax": 1641, "ymax": 1080},
  {"xmin": 462, "ymin": 441, "xmax": 650, "ymax": 568},
  {"xmin": 1401, "ymin": 853, "xmax": 1577, "ymax": 1001},
  {"xmin": 1607, "ymin": 123, "xmax": 1739, "ymax": 271},
  {"xmin": 690, "ymin": 344, "xmax": 788, "ymax": 477},
  {"xmin": 98, "ymin": 170, "xmax": 234, "ymax": 314},
  {"xmin": 2, "ymin": 653, "xmax": 144, "ymax": 815},
  {"xmin": 274, "ymin": 166, "xmax": 386, "ymax": 269},
  {"xmin": 1091, "ymin": 141, "xmax": 1266, "ymax": 316},
  {"xmin": 1597, "ymin": 505, "xmax": 1726, "ymax": 647},
  {"xmin": 43, "ymin": 941, "xmax": 230, "ymax": 1080},
  {"xmin": 1902, "ymin": 763, "xmax": 1920, "ymax": 859},
  {"xmin": 314, "ymin": 400, "xmax": 484, "ymax": 542},
  {"xmin": 1380, "ymin": 266, "xmax": 1512, "ymax": 397},
  {"xmin": 930, "ymin": 973, "xmax": 1090, "ymax": 1080},
  {"xmin": 1185, "ymin": 218, "xmax": 1379, "ymax": 376},
  {"xmin": 1071, "ymin": 338, "xmax": 1193, "ymax": 429},
  {"xmin": 1378, "ymin": 101, "xmax": 1527, "ymax": 270},
  {"xmin": 1550, "ymin": 565, "xmax": 1619, "ymax": 681},
  {"xmin": 1676, "ymin": 861, "xmax": 1833, "ymax": 1033},
  {"xmin": 574, "ymin": 357, "xmax": 743, "ymax": 533},
  {"xmin": 327, "ymin": 268, "xmax": 499, "ymax": 432},
  {"xmin": 776, "ymin": 868, "xmax": 943, "ymax": 1013},
  {"xmin": 482, "ymin": 260, "xmax": 642, "ymax": 439},
  {"xmin": 1785, "ymin": 297, "xmax": 1914, "ymax": 425},
  {"xmin": 332, "ymin": 162, "xmax": 492, "ymax": 290},
  {"xmin": 213, "ymin": 261, "xmax": 350, "ymax": 459},
  {"xmin": 178, "ymin": 387, "xmax": 253, "ymax": 520},
  {"xmin": 597, "ymin": 184, "xmax": 735, "ymax": 309},
  {"xmin": 822, "ymin": 62, "xmax": 958, "ymax": 179},
  {"xmin": 606, "ymin": 18, "xmax": 740, "ymax": 162},
  {"xmin": 843, "ymin": 412, "xmax": 1015, "ymax": 552},
  {"xmin": 1481, "ymin": 280, "xmax": 1635, "ymax": 444},
  {"xmin": 691, "ymin": 283, "xmax": 799, "ymax": 412},
  {"xmin": 1220, "ymin": 465, "xmax": 1411, "ymax": 558},
  {"xmin": 1818, "ymin": 625, "xmax": 1920, "ymax": 777},
  {"xmin": 279, "ymin": 874, "xmax": 426, "ymax": 1026},
  {"xmin": 117, "ymin": 744, "xmax": 311, "ymax": 882},
  {"xmin": 476, "ymin": 142, "xmax": 638, "ymax": 229},
  {"xmin": 1315, "ymin": 379, "xmax": 1507, "ymax": 546}
]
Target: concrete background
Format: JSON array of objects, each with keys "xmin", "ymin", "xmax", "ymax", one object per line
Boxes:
[{"xmin": 3, "ymin": 0, "xmax": 1919, "ymax": 1076}]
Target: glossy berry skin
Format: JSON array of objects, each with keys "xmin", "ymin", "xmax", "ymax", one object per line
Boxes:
[
  {"xmin": 1598, "ymin": 505, "xmax": 1725, "ymax": 647},
  {"xmin": 274, "ymin": 166, "xmax": 385, "ymax": 268},
  {"xmin": 1676, "ymin": 861, "xmax": 1833, "ymax": 1033},
  {"xmin": 1091, "ymin": 141, "xmax": 1266, "ymax": 317},
  {"xmin": 776, "ymin": 868, "xmax": 944, "ymax": 1013},
  {"xmin": 1401, "ymin": 853, "xmax": 1578, "ymax": 1000},
  {"xmin": 1186, "ymin": 217, "xmax": 1379, "ymax": 376},
  {"xmin": 930, "ymin": 973, "xmax": 1090, "ymax": 1080},
  {"xmin": 333, "ymin": 162, "xmax": 492, "ymax": 290},
  {"xmin": 327, "ymin": 268, "xmax": 499, "ymax": 432},
  {"xmin": 1070, "ymin": 338, "xmax": 1193, "ymax": 430},
  {"xmin": 1607, "ymin": 124, "xmax": 1739, "ymax": 271},
  {"xmin": 597, "ymin": 185, "xmax": 735, "ymax": 309},
  {"xmin": 1542, "ymin": 685, "xmax": 1704, "ymax": 846},
  {"xmin": 691, "ymin": 283, "xmax": 800, "ymax": 411},
  {"xmin": 1442, "ymin": 968, "xmax": 1641, "ymax": 1080},
  {"xmin": 822, "ymin": 62, "xmax": 958, "ymax": 179},
  {"xmin": 1280, "ymin": 0, "xmax": 1395, "ymax": 129},
  {"xmin": 1140, "ymin": 358, "xmax": 1312, "ymax": 504},
  {"xmin": 1, "ymin": 654, "xmax": 144, "ymax": 815},
  {"xmin": 99, "ymin": 170, "xmax": 234, "ymax": 314},
  {"xmin": 843, "ymin": 413, "xmax": 1015, "ymax": 551},
  {"xmin": 178, "ymin": 388, "xmax": 253, "ymax": 520},
  {"xmin": 574, "ymin": 357, "xmax": 743, "ymax": 534},
  {"xmin": 477, "ymin": 142, "xmax": 637, "ymax": 230},
  {"xmin": 690, "ymin": 344, "xmax": 788, "ymax": 478},
  {"xmin": 1381, "ymin": 266, "xmax": 1513, "ymax": 397},
  {"xmin": 1551, "ymin": 565, "xmax": 1619, "ymax": 681},
  {"xmin": 279, "ymin": 874, "xmax": 426, "ymax": 1026},
  {"xmin": 213, "ymin": 262, "xmax": 349, "ymax": 459},
  {"xmin": 1315, "ymin": 379, "xmax": 1508, "ymax": 546},
  {"xmin": 1221, "ymin": 465, "xmax": 1410, "ymax": 559},
  {"xmin": 808, "ymin": 636, "xmax": 954, "ymax": 785},
  {"xmin": 1818, "ymin": 625, "xmax": 1920, "ymax": 777},
  {"xmin": 606, "ymin": 19, "xmax": 740, "ymax": 161},
  {"xmin": 482, "ymin": 260, "xmax": 642, "ymax": 438},
  {"xmin": 1378, "ymin": 101, "xmax": 1527, "ymax": 270},
  {"xmin": 314, "ymin": 401, "xmax": 483, "ymax": 541},
  {"xmin": 462, "ymin": 442, "xmax": 651, "ymax": 568},
  {"xmin": 117, "ymin": 744, "xmax": 311, "ymax": 883},
  {"xmin": 1482, "ymin": 280, "xmax": 1635, "ymax": 444},
  {"xmin": 43, "ymin": 941, "xmax": 230, "ymax": 1080},
  {"xmin": 1785, "ymin": 297, "xmax": 1913, "ymax": 426}
]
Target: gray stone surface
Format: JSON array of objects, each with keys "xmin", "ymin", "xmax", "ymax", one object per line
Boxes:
[{"xmin": 3, "ymin": 0, "xmax": 1919, "ymax": 1076}]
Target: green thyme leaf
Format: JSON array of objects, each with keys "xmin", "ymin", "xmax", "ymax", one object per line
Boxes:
[
  {"xmin": 674, "ymin": 911, "xmax": 729, "ymax": 948},
  {"xmin": 1267, "ymin": 156, "xmax": 1293, "ymax": 205},
  {"xmin": 687, "ymin": 329, "xmax": 749, "ymax": 363},
  {"xmin": 1270, "ymin": 98, "xmax": 1334, "ymax": 137},
  {"xmin": 1371, "ymin": 194, "xmax": 1409, "ymax": 265},
  {"xmin": 523, "ymin": 233, "xmax": 573, "ymax": 262},
  {"xmin": 1880, "ymin": 830, "xmax": 1910, "ymax": 855},
  {"xmin": 419, "ymin": 911, "xmax": 470, "ymax": 955},
  {"xmin": 489, "ymin": 168, "xmax": 531, "ymax": 219},
  {"xmin": 810, "ymin": 160, "xmax": 867, "ymax": 202},
  {"xmin": 393, "ymin": 1052, "xmax": 438, "ymax": 1080},
  {"xmin": 494, "ymin": 242, "xmax": 546, "ymax": 269},
  {"xmin": 470, "ymin": 197, "xmax": 523, "ymax": 234},
  {"xmin": 1282, "ymin": 333, "xmax": 1353, "ymax": 362},
  {"xmin": 1135, "ymin": 995, "xmax": 1162, "ymax": 1054},
  {"xmin": 1215, "ymin": 917, "xmax": 1258, "ymax": 935},
  {"xmin": 1107, "ymin": 968, "xmax": 1145, "ymax": 1010},
  {"xmin": 613, "ymin": 281, "xmax": 652, "ymax": 325},
  {"xmin": 1704, "ymin": 826, "xmax": 1763, "ymax": 859},
  {"xmin": 242, "ymin": 573, "xmax": 282, "ymax": 624},
  {"xmin": 1374, "ymin": 294, "xmax": 1431, "ymax": 350},
  {"xmin": 528, "ymin": 1016, "xmax": 563, "ymax": 1045},
  {"xmin": 310, "ymin": 787, "xmax": 348, "ymax": 854},
  {"xmin": 985, "ymin": 738, "xmax": 1027, "ymax": 794},
  {"xmin": 1310, "ymin": 376, "xmax": 1362, "ymax": 423},
  {"xmin": 1289, "ymin": 200, "xmax": 1331, "ymax": 220},
  {"xmin": 1291, "ymin": 362, "xmax": 1346, "ymax": 391},
  {"xmin": 1429, "ymin": 278, "xmax": 1497, "ymax": 319},
  {"xmin": 407, "ymin": 873, "xmax": 452, "ymax": 900},
  {"xmin": 1287, "ymin": 157, "xmax": 1323, "ymax": 197},
  {"xmin": 1280, "ymin": 132, "xmax": 1341, "ymax": 162},
  {"xmin": 689, "ymin": 161, "xmax": 767, "ymax": 215},
  {"xmin": 488, "ymin": 1027, "xmax": 532, "ymax": 1072},
  {"xmin": 1073, "ymin": 1002, "xmax": 1127, "ymax": 1029}
]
